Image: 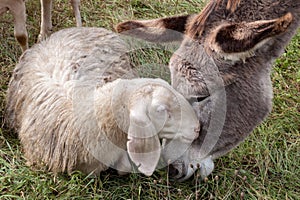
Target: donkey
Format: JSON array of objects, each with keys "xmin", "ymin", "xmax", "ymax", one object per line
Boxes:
[{"xmin": 116, "ymin": 0, "xmax": 300, "ymax": 181}]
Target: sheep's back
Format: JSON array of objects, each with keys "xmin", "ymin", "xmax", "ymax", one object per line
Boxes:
[
  {"xmin": 6, "ymin": 27, "xmax": 134, "ymax": 173},
  {"xmin": 7, "ymin": 27, "xmax": 132, "ymax": 128}
]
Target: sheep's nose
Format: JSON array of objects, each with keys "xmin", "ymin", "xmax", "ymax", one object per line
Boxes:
[
  {"xmin": 195, "ymin": 125, "xmax": 200, "ymax": 134},
  {"xmin": 193, "ymin": 125, "xmax": 200, "ymax": 139}
]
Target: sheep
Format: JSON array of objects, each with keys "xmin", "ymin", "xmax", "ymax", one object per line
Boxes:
[
  {"xmin": 0, "ymin": 0, "xmax": 81, "ymax": 51},
  {"xmin": 6, "ymin": 27, "xmax": 200, "ymax": 176},
  {"xmin": 116, "ymin": 0, "xmax": 300, "ymax": 181}
]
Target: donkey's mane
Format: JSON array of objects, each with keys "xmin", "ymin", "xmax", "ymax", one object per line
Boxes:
[{"xmin": 187, "ymin": 0, "xmax": 241, "ymax": 37}]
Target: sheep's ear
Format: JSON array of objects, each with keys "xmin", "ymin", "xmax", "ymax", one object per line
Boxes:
[
  {"xmin": 115, "ymin": 15, "xmax": 192, "ymax": 42},
  {"xmin": 207, "ymin": 12, "xmax": 293, "ymax": 61},
  {"xmin": 127, "ymin": 102, "xmax": 163, "ymax": 176}
]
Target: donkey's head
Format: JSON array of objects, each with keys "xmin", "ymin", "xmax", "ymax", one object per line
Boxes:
[
  {"xmin": 116, "ymin": 0, "xmax": 300, "ymax": 181},
  {"xmin": 169, "ymin": 11, "xmax": 294, "ymax": 99}
]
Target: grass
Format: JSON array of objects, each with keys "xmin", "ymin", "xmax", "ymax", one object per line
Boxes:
[{"xmin": 0, "ymin": 0, "xmax": 299, "ymax": 199}]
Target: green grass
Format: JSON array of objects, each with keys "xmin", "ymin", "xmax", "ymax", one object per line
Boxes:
[{"xmin": 1, "ymin": 0, "xmax": 299, "ymax": 199}]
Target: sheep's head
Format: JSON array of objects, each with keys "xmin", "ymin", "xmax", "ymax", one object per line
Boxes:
[{"xmin": 126, "ymin": 79, "xmax": 200, "ymax": 176}]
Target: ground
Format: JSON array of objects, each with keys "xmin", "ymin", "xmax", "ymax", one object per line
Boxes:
[{"xmin": 0, "ymin": 0, "xmax": 299, "ymax": 199}]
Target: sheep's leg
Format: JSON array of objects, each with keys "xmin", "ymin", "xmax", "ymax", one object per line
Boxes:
[
  {"xmin": 38, "ymin": 0, "xmax": 52, "ymax": 41},
  {"xmin": 10, "ymin": 0, "xmax": 28, "ymax": 52},
  {"xmin": 70, "ymin": 0, "xmax": 81, "ymax": 27}
]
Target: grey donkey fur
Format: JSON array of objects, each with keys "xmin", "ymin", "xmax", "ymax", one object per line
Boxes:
[
  {"xmin": 6, "ymin": 27, "xmax": 200, "ymax": 176},
  {"xmin": 116, "ymin": 0, "xmax": 300, "ymax": 181}
]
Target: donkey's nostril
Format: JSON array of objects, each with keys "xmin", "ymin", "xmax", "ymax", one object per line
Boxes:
[{"xmin": 168, "ymin": 165, "xmax": 180, "ymax": 177}]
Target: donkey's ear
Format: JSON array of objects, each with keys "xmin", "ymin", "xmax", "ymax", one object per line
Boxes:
[
  {"xmin": 207, "ymin": 12, "xmax": 293, "ymax": 61},
  {"xmin": 127, "ymin": 101, "xmax": 161, "ymax": 176},
  {"xmin": 115, "ymin": 15, "xmax": 193, "ymax": 42}
]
